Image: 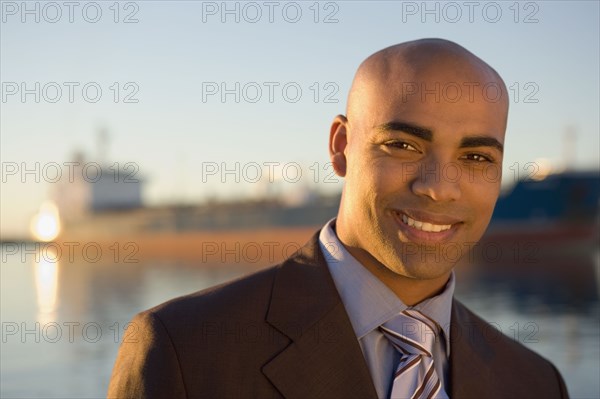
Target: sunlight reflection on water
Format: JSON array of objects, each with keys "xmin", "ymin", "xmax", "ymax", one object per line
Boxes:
[{"xmin": 33, "ymin": 248, "xmax": 59, "ymax": 324}]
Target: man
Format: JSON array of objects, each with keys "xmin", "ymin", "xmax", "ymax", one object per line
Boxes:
[{"xmin": 108, "ymin": 39, "xmax": 569, "ymax": 398}]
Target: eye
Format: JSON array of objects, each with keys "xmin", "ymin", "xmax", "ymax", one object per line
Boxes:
[
  {"xmin": 383, "ymin": 141, "xmax": 420, "ymax": 152},
  {"xmin": 461, "ymin": 153, "xmax": 494, "ymax": 163}
]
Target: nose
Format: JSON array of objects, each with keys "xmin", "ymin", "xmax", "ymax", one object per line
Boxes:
[{"xmin": 410, "ymin": 157, "xmax": 461, "ymax": 202}]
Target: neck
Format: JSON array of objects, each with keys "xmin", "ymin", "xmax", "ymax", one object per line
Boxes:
[{"xmin": 344, "ymin": 244, "xmax": 451, "ymax": 306}]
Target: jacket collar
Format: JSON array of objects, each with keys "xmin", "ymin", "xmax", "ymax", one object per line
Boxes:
[{"xmin": 262, "ymin": 231, "xmax": 378, "ymax": 399}]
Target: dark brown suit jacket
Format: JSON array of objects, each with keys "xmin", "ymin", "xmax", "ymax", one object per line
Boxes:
[{"xmin": 108, "ymin": 232, "xmax": 569, "ymax": 398}]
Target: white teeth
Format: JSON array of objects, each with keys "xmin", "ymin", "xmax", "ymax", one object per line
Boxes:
[{"xmin": 400, "ymin": 214, "xmax": 452, "ymax": 232}]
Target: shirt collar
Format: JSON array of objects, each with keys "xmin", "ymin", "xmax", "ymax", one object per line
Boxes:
[
  {"xmin": 412, "ymin": 271, "xmax": 455, "ymax": 353},
  {"xmin": 319, "ymin": 218, "xmax": 455, "ymax": 351}
]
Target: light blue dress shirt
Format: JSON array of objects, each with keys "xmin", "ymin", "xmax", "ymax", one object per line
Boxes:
[{"xmin": 318, "ymin": 218, "xmax": 455, "ymax": 398}]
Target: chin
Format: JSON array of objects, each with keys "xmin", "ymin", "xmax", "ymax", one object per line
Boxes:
[
  {"xmin": 383, "ymin": 244, "xmax": 457, "ymax": 280},
  {"xmin": 397, "ymin": 261, "xmax": 454, "ymax": 280}
]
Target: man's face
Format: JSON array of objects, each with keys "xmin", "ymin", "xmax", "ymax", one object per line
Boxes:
[{"xmin": 334, "ymin": 67, "xmax": 507, "ymax": 280}]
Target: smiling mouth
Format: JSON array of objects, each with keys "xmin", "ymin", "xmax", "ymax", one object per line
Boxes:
[{"xmin": 400, "ymin": 214, "xmax": 453, "ymax": 233}]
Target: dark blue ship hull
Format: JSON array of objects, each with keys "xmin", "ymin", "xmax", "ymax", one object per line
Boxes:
[{"xmin": 483, "ymin": 170, "xmax": 600, "ymax": 250}]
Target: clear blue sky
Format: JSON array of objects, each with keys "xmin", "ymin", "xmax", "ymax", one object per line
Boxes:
[{"xmin": 1, "ymin": 1, "xmax": 599, "ymax": 237}]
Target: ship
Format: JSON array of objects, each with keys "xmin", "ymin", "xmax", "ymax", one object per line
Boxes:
[
  {"xmin": 484, "ymin": 169, "xmax": 600, "ymax": 251},
  {"xmin": 42, "ymin": 151, "xmax": 598, "ymax": 266}
]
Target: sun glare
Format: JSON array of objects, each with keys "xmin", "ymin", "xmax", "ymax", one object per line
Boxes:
[{"xmin": 30, "ymin": 202, "xmax": 61, "ymax": 242}]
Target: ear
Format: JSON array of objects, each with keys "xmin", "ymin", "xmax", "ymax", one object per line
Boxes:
[{"xmin": 329, "ymin": 114, "xmax": 349, "ymax": 177}]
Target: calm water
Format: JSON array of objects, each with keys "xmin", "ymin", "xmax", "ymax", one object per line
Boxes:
[{"xmin": 1, "ymin": 244, "xmax": 598, "ymax": 398}]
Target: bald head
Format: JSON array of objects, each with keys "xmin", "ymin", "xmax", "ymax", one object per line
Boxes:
[{"xmin": 346, "ymin": 38, "xmax": 508, "ymax": 125}]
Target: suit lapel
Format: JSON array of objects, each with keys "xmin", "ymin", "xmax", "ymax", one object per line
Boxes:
[
  {"xmin": 262, "ymin": 232, "xmax": 378, "ymax": 399},
  {"xmin": 449, "ymin": 299, "xmax": 495, "ymax": 399}
]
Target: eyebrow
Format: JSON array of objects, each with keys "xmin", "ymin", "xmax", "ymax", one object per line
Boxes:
[
  {"xmin": 375, "ymin": 122, "xmax": 433, "ymax": 141},
  {"xmin": 460, "ymin": 136, "xmax": 504, "ymax": 153},
  {"xmin": 374, "ymin": 121, "xmax": 504, "ymax": 153}
]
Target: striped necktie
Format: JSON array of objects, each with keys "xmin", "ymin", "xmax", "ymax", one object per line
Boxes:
[{"xmin": 379, "ymin": 309, "xmax": 449, "ymax": 399}]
